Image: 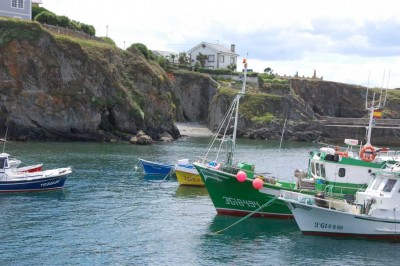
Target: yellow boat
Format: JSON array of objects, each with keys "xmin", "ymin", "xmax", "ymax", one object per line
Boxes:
[{"xmin": 175, "ymin": 159, "xmax": 204, "ymax": 186}]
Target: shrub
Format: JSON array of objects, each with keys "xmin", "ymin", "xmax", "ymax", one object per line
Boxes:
[
  {"xmin": 100, "ymin": 37, "xmax": 115, "ymax": 46},
  {"xmin": 198, "ymin": 68, "xmax": 232, "ymax": 75},
  {"xmin": 80, "ymin": 23, "xmax": 96, "ymax": 36},
  {"xmin": 34, "ymin": 11, "xmax": 59, "ymax": 25},
  {"xmin": 32, "ymin": 6, "xmax": 49, "ymax": 19},
  {"xmin": 68, "ymin": 20, "xmax": 81, "ymax": 30},
  {"xmin": 127, "ymin": 43, "xmax": 154, "ymax": 60},
  {"xmin": 58, "ymin": 15, "xmax": 70, "ymax": 28}
]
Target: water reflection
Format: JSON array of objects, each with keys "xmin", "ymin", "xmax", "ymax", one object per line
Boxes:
[{"xmin": 174, "ymin": 185, "xmax": 208, "ymax": 198}]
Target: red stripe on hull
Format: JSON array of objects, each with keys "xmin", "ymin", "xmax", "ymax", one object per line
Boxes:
[
  {"xmin": 217, "ymin": 208, "xmax": 294, "ymax": 220},
  {"xmin": 303, "ymin": 231, "xmax": 400, "ymax": 241}
]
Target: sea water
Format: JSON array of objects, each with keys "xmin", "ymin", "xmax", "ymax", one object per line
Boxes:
[{"xmin": 1, "ymin": 139, "xmax": 400, "ymax": 265}]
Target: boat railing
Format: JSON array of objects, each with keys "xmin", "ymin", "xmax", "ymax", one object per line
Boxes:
[
  {"xmin": 323, "ymin": 184, "xmax": 367, "ymax": 196},
  {"xmin": 280, "ymin": 190, "xmax": 359, "ymax": 213},
  {"xmin": 195, "ymin": 157, "xmax": 278, "ymax": 181}
]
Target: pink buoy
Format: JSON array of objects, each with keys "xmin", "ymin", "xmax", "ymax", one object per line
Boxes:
[
  {"xmin": 252, "ymin": 178, "xmax": 264, "ymax": 190},
  {"xmin": 236, "ymin": 171, "xmax": 247, "ymax": 182}
]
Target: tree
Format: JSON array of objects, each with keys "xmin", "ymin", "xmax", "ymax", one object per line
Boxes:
[
  {"xmin": 170, "ymin": 54, "xmax": 175, "ymax": 64},
  {"xmin": 264, "ymin": 67, "xmax": 273, "ymax": 74},
  {"xmin": 196, "ymin": 53, "xmax": 208, "ymax": 67},
  {"xmin": 227, "ymin": 63, "xmax": 237, "ymax": 72},
  {"xmin": 178, "ymin": 52, "xmax": 190, "ymax": 65}
]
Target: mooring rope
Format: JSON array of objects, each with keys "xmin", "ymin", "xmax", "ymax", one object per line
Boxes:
[
  {"xmin": 115, "ymin": 205, "xmax": 139, "ymax": 220},
  {"xmin": 213, "ymin": 196, "xmax": 278, "ymax": 234}
]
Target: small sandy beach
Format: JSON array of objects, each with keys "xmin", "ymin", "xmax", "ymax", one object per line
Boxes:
[{"xmin": 175, "ymin": 122, "xmax": 213, "ymax": 137}]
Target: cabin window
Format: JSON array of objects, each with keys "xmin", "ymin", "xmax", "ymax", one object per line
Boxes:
[
  {"xmin": 11, "ymin": 0, "xmax": 24, "ymax": 9},
  {"xmin": 0, "ymin": 158, "xmax": 6, "ymax": 169},
  {"xmin": 338, "ymin": 168, "xmax": 346, "ymax": 178},
  {"xmin": 208, "ymin": 55, "xmax": 215, "ymax": 62},
  {"xmin": 230, "ymin": 57, "xmax": 235, "ymax": 64},
  {"xmin": 320, "ymin": 164, "xmax": 326, "ymax": 178},
  {"xmin": 220, "ymin": 55, "xmax": 224, "ymax": 63},
  {"xmin": 316, "ymin": 163, "xmax": 321, "ymax": 176},
  {"xmin": 372, "ymin": 177, "xmax": 384, "ymax": 190},
  {"xmin": 311, "ymin": 162, "xmax": 316, "ymax": 176},
  {"xmin": 383, "ymin": 179, "xmax": 397, "ymax": 193}
]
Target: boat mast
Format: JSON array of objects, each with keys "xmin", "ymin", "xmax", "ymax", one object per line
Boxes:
[
  {"xmin": 232, "ymin": 58, "xmax": 248, "ymax": 145},
  {"xmin": 227, "ymin": 57, "xmax": 248, "ymax": 165},
  {"xmin": 364, "ymin": 71, "xmax": 388, "ymax": 146},
  {"xmin": 365, "ymin": 93, "xmax": 376, "ymax": 146}
]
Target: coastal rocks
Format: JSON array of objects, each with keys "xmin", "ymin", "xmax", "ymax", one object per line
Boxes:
[
  {"xmin": 129, "ymin": 131, "xmax": 173, "ymax": 144},
  {"xmin": 129, "ymin": 131, "xmax": 153, "ymax": 145},
  {"xmin": 0, "ymin": 20, "xmax": 179, "ymax": 141},
  {"xmin": 159, "ymin": 132, "xmax": 173, "ymax": 142}
]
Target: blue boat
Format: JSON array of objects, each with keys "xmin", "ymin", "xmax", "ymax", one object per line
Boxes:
[
  {"xmin": 138, "ymin": 158, "xmax": 174, "ymax": 175},
  {"xmin": 0, "ymin": 152, "xmax": 72, "ymax": 193}
]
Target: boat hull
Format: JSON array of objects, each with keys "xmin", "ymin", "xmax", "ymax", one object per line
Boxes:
[
  {"xmin": 139, "ymin": 159, "xmax": 173, "ymax": 175},
  {"xmin": 175, "ymin": 164, "xmax": 204, "ymax": 186},
  {"xmin": 0, "ymin": 175, "xmax": 67, "ymax": 193},
  {"xmin": 194, "ymin": 163, "xmax": 295, "ymax": 219},
  {"xmin": 287, "ymin": 202, "xmax": 400, "ymax": 240}
]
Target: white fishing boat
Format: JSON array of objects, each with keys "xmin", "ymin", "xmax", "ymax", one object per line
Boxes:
[
  {"xmin": 0, "ymin": 152, "xmax": 72, "ymax": 193},
  {"xmin": 280, "ymin": 164, "xmax": 400, "ymax": 240}
]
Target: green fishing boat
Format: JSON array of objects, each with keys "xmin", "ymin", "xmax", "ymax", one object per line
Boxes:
[{"xmin": 194, "ymin": 59, "xmax": 396, "ymax": 219}]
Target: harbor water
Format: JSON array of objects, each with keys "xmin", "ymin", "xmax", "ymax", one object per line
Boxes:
[{"xmin": 1, "ymin": 138, "xmax": 400, "ymax": 265}]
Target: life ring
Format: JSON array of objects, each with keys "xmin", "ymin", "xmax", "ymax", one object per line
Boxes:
[{"xmin": 360, "ymin": 145, "xmax": 376, "ymax": 162}]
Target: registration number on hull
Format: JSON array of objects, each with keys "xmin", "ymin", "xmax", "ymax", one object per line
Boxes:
[
  {"xmin": 223, "ymin": 196, "xmax": 261, "ymax": 208},
  {"xmin": 314, "ymin": 222, "xmax": 344, "ymax": 230}
]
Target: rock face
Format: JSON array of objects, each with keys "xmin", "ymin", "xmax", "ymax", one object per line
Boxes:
[
  {"xmin": 170, "ymin": 71, "xmax": 217, "ymax": 122},
  {"xmin": 1, "ymin": 19, "xmax": 399, "ymax": 145},
  {"xmin": 0, "ymin": 19, "xmax": 179, "ymax": 141}
]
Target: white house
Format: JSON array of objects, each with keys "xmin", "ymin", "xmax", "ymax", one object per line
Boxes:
[
  {"xmin": 187, "ymin": 42, "xmax": 238, "ymax": 69},
  {"xmin": 152, "ymin": 50, "xmax": 179, "ymax": 63},
  {"xmin": 0, "ymin": 0, "xmax": 41, "ymax": 20}
]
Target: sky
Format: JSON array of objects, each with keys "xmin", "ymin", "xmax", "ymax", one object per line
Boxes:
[{"xmin": 43, "ymin": 0, "xmax": 400, "ymax": 88}]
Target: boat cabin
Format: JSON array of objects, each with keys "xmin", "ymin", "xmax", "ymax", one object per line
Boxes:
[
  {"xmin": 0, "ymin": 153, "xmax": 10, "ymax": 173},
  {"xmin": 356, "ymin": 167, "xmax": 400, "ymax": 214}
]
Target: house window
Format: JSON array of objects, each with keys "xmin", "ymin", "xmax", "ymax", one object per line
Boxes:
[
  {"xmin": 230, "ymin": 57, "xmax": 235, "ymax": 64},
  {"xmin": 11, "ymin": 0, "xmax": 24, "ymax": 8},
  {"xmin": 208, "ymin": 55, "xmax": 214, "ymax": 62},
  {"xmin": 220, "ymin": 55, "xmax": 224, "ymax": 63}
]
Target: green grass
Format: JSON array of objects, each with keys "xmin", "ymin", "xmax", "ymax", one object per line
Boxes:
[{"xmin": 0, "ymin": 18, "xmax": 44, "ymax": 46}]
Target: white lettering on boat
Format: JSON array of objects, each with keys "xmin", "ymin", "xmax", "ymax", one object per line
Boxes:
[
  {"xmin": 40, "ymin": 180, "xmax": 60, "ymax": 187},
  {"xmin": 314, "ymin": 222, "xmax": 343, "ymax": 230},
  {"xmin": 223, "ymin": 196, "xmax": 261, "ymax": 208}
]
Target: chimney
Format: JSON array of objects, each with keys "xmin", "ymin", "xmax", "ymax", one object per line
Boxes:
[{"xmin": 231, "ymin": 44, "xmax": 235, "ymax": 53}]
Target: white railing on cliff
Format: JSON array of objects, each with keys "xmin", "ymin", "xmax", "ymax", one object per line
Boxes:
[{"xmin": 41, "ymin": 24, "xmax": 103, "ymax": 43}]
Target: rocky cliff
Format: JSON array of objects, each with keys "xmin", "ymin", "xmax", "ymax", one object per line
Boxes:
[
  {"xmin": 1, "ymin": 18, "xmax": 399, "ymax": 145},
  {"xmin": 0, "ymin": 19, "xmax": 184, "ymax": 141}
]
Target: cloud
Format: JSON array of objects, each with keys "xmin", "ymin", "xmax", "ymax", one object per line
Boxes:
[{"xmin": 42, "ymin": 0, "xmax": 400, "ymax": 87}]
